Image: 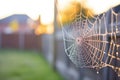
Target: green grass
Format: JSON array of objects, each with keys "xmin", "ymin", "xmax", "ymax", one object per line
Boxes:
[{"xmin": 0, "ymin": 49, "xmax": 63, "ymax": 80}]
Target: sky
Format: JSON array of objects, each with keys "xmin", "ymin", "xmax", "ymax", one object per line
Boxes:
[
  {"xmin": 85, "ymin": 0, "xmax": 120, "ymax": 14},
  {"xmin": 0, "ymin": 0, "xmax": 120, "ymax": 24},
  {"xmin": 58, "ymin": 0, "xmax": 120, "ymax": 14},
  {"xmin": 0, "ymin": 0, "xmax": 54, "ymax": 24}
]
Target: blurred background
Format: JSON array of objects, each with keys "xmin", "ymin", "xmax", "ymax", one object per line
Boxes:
[{"xmin": 0, "ymin": 0, "xmax": 120, "ymax": 80}]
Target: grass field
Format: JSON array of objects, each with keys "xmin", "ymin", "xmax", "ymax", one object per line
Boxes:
[{"xmin": 0, "ymin": 49, "xmax": 63, "ymax": 80}]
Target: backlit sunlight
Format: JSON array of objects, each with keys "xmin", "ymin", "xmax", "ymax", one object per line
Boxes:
[
  {"xmin": 35, "ymin": 24, "xmax": 54, "ymax": 35},
  {"xmin": 58, "ymin": 0, "xmax": 120, "ymax": 14},
  {"xmin": 58, "ymin": 0, "xmax": 120, "ymax": 25},
  {"xmin": 0, "ymin": 0, "xmax": 120, "ymax": 27}
]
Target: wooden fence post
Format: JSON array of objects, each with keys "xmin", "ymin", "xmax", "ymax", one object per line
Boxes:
[
  {"xmin": 19, "ymin": 32, "xmax": 24, "ymax": 49},
  {"xmin": 53, "ymin": 0, "xmax": 58, "ymax": 70},
  {"xmin": 0, "ymin": 32, "xmax": 2, "ymax": 48}
]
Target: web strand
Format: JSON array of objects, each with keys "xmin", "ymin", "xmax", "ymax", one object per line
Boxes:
[{"xmin": 60, "ymin": 4, "xmax": 120, "ymax": 77}]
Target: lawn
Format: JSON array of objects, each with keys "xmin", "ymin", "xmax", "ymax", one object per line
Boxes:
[{"xmin": 0, "ymin": 49, "xmax": 63, "ymax": 80}]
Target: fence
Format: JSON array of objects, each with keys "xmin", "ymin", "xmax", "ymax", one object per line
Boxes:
[{"xmin": 0, "ymin": 32, "xmax": 41, "ymax": 50}]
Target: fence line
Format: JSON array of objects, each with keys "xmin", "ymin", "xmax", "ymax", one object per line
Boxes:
[{"xmin": 0, "ymin": 32, "xmax": 41, "ymax": 50}]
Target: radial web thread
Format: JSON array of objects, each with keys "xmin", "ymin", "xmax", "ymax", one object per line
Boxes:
[{"xmin": 60, "ymin": 5, "xmax": 120, "ymax": 77}]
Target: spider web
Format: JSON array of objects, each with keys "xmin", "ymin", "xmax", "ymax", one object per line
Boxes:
[{"xmin": 59, "ymin": 3, "xmax": 120, "ymax": 77}]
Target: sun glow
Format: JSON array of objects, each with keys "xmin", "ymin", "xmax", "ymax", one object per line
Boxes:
[
  {"xmin": 58, "ymin": 0, "xmax": 120, "ymax": 25},
  {"xmin": 0, "ymin": 0, "xmax": 120, "ymax": 25},
  {"xmin": 35, "ymin": 24, "xmax": 54, "ymax": 35}
]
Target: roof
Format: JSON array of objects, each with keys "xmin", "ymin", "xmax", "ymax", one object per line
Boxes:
[{"xmin": 0, "ymin": 14, "xmax": 32, "ymax": 24}]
